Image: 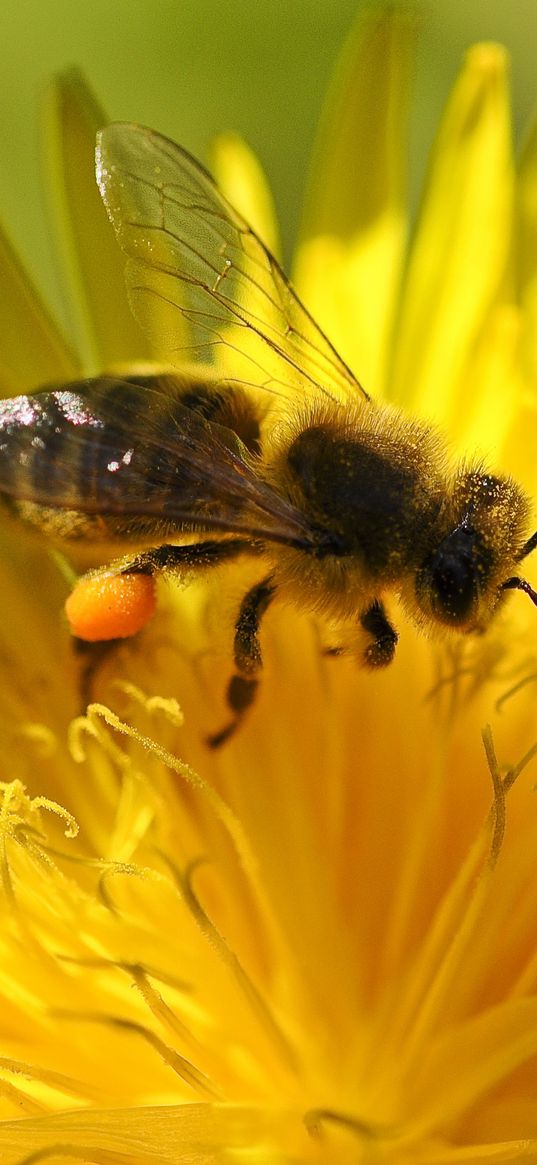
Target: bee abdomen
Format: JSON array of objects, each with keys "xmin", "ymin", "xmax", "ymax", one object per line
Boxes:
[
  {"xmin": 0, "ymin": 376, "xmax": 266, "ymax": 544},
  {"xmin": 0, "ymin": 390, "xmax": 110, "ymax": 513}
]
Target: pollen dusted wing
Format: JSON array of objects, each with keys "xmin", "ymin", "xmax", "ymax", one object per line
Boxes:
[
  {"xmin": 0, "ymin": 378, "xmax": 314, "ymax": 547},
  {"xmin": 96, "ymin": 122, "xmax": 368, "ymax": 407}
]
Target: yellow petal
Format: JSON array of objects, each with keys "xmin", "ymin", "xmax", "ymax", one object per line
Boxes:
[
  {"xmin": 0, "ymin": 1102, "xmax": 309, "ymax": 1164},
  {"xmin": 391, "ymin": 43, "xmax": 514, "ymax": 426},
  {"xmin": 293, "ymin": 4, "xmax": 416, "ymax": 395},
  {"xmin": 211, "ymin": 132, "xmax": 281, "ymax": 259},
  {"xmin": 0, "ymin": 224, "xmax": 77, "ymax": 394},
  {"xmin": 408, "ymin": 997, "xmax": 537, "ymax": 1136},
  {"xmin": 516, "ymin": 112, "xmax": 537, "ymax": 383},
  {"xmin": 45, "ymin": 70, "xmax": 152, "ymax": 371},
  {"xmin": 449, "ymin": 303, "xmax": 523, "ymax": 462}
]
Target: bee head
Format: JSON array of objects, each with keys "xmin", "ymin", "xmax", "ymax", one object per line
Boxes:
[{"xmin": 414, "ymin": 469, "xmax": 536, "ymax": 632}]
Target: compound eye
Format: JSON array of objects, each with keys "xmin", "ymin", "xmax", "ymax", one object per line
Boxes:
[
  {"xmin": 428, "ymin": 555, "xmax": 478, "ymax": 625},
  {"xmin": 416, "ymin": 526, "xmax": 481, "ymax": 627}
]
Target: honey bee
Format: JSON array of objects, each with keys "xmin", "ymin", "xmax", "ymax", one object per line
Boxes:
[{"xmin": 0, "ymin": 123, "xmax": 535, "ymax": 746}]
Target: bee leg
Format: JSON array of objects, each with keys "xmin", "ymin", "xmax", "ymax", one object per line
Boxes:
[
  {"xmin": 360, "ymin": 599, "xmax": 398, "ymax": 667},
  {"xmin": 123, "ymin": 537, "xmax": 260, "ymax": 575},
  {"xmin": 72, "ymin": 541, "xmax": 261, "ymax": 708},
  {"xmin": 73, "ymin": 636, "xmax": 123, "ymax": 711},
  {"xmin": 207, "ymin": 575, "xmax": 276, "ymax": 749}
]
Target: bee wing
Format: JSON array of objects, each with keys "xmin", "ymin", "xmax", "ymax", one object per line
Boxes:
[
  {"xmin": 0, "ymin": 379, "xmax": 317, "ymax": 549},
  {"xmin": 96, "ymin": 123, "xmax": 368, "ymax": 407}
]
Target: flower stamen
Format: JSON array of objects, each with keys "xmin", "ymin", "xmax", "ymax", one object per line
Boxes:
[
  {"xmin": 50, "ymin": 1013, "xmax": 222, "ymax": 1099},
  {"xmin": 304, "ymin": 1106, "xmax": 399, "ymax": 1142},
  {"xmin": 179, "ymin": 856, "xmax": 300, "ymax": 1074}
]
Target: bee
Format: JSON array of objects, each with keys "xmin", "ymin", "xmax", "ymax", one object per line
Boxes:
[{"xmin": 0, "ymin": 123, "xmax": 535, "ymax": 747}]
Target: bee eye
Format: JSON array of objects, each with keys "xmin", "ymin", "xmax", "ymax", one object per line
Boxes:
[
  {"xmin": 416, "ymin": 524, "xmax": 482, "ymax": 627},
  {"xmin": 427, "ymin": 556, "xmax": 478, "ymax": 624}
]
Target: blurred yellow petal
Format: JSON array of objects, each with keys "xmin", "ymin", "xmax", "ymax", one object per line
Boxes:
[
  {"xmin": 209, "ymin": 132, "xmax": 288, "ymax": 391},
  {"xmin": 45, "ymin": 70, "xmax": 153, "ymax": 371},
  {"xmin": 501, "ymin": 384, "xmax": 537, "ymax": 502},
  {"xmin": 0, "ymin": 225, "xmax": 77, "ymax": 394},
  {"xmin": 450, "ymin": 303, "xmax": 523, "ymax": 461},
  {"xmin": 391, "ymin": 43, "xmax": 514, "ymax": 428},
  {"xmin": 516, "ymin": 114, "xmax": 537, "ymax": 384},
  {"xmin": 294, "ymin": 5, "xmax": 416, "ymax": 394},
  {"xmin": 0, "ymin": 525, "xmax": 76, "ymax": 750},
  {"xmin": 211, "ymin": 131, "xmax": 281, "ymax": 258}
]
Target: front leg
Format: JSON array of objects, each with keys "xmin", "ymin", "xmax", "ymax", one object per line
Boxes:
[
  {"xmin": 207, "ymin": 575, "xmax": 276, "ymax": 749},
  {"xmin": 360, "ymin": 599, "xmax": 398, "ymax": 667},
  {"xmin": 323, "ymin": 598, "xmax": 398, "ymax": 667}
]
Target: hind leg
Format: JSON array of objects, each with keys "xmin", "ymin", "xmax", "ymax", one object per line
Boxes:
[
  {"xmin": 123, "ymin": 538, "xmax": 260, "ymax": 575},
  {"xmin": 72, "ymin": 539, "xmax": 261, "ymax": 707}
]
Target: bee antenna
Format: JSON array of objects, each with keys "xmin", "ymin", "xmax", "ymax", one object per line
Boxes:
[
  {"xmin": 516, "ymin": 529, "xmax": 537, "ymax": 562},
  {"xmin": 501, "ymin": 576, "xmax": 537, "ymax": 607}
]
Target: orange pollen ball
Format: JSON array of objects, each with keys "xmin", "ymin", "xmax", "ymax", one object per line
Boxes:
[{"xmin": 65, "ymin": 572, "xmax": 157, "ymax": 641}]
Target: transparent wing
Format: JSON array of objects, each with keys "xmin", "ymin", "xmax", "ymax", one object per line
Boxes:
[
  {"xmin": 96, "ymin": 123, "xmax": 368, "ymax": 407},
  {"xmin": 0, "ymin": 378, "xmax": 318, "ymax": 549}
]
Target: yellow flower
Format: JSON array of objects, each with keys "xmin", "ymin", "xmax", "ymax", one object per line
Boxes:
[{"xmin": 1, "ymin": 6, "xmax": 537, "ymax": 1163}]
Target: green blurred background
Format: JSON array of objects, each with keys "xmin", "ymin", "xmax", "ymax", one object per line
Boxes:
[{"xmin": 0, "ymin": 0, "xmax": 536, "ymax": 330}]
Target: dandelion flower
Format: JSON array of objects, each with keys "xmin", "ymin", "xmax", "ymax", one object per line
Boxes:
[{"xmin": 1, "ymin": 7, "xmax": 537, "ymax": 1164}]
